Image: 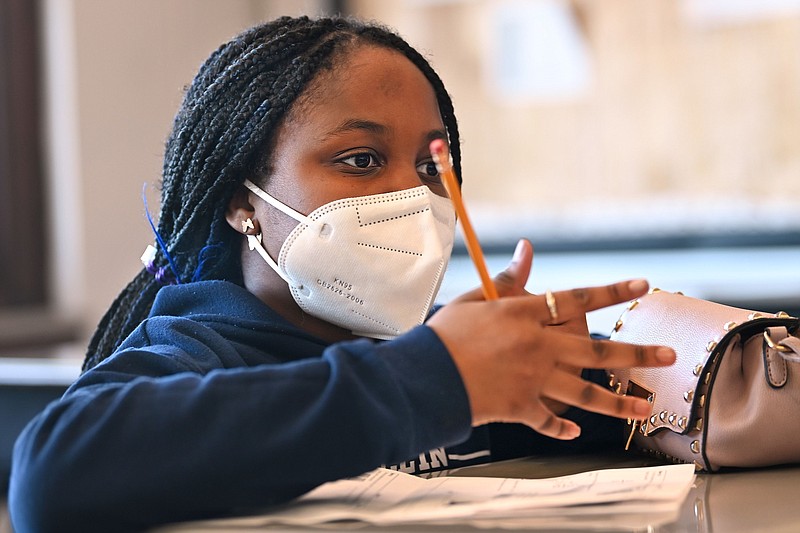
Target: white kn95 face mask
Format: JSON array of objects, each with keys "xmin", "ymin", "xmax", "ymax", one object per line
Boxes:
[{"xmin": 243, "ymin": 179, "xmax": 456, "ymax": 340}]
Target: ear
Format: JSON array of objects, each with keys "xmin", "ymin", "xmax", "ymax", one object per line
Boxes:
[{"xmin": 226, "ymin": 184, "xmax": 260, "ymax": 235}]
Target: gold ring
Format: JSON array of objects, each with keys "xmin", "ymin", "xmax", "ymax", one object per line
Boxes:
[{"xmin": 545, "ymin": 289, "xmax": 559, "ymax": 321}]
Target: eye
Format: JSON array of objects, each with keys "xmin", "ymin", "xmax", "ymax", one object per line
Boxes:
[
  {"xmin": 339, "ymin": 152, "xmax": 380, "ymax": 170},
  {"xmin": 416, "ymin": 160, "xmax": 441, "ymax": 180}
]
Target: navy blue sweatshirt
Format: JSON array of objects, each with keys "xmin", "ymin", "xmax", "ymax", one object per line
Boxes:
[{"xmin": 9, "ymin": 280, "xmax": 621, "ymax": 532}]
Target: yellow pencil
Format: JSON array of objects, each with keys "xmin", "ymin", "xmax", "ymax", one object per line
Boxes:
[{"xmin": 430, "ymin": 139, "xmax": 499, "ymax": 301}]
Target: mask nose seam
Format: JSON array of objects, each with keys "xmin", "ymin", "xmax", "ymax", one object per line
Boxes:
[
  {"xmin": 357, "ymin": 206, "xmax": 431, "ymax": 227},
  {"xmin": 356, "ymin": 242, "xmax": 423, "ymax": 256}
]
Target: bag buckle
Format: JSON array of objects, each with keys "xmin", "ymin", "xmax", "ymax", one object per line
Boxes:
[
  {"xmin": 623, "ymin": 380, "xmax": 655, "ymax": 450},
  {"xmin": 764, "ymin": 329, "xmax": 791, "ymax": 353}
]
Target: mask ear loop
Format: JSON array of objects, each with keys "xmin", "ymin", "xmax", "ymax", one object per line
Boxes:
[
  {"xmin": 242, "ymin": 180, "xmax": 316, "ymax": 290},
  {"xmin": 243, "ymin": 179, "xmax": 318, "ymax": 229},
  {"xmin": 245, "ymin": 234, "xmax": 298, "ymax": 288}
]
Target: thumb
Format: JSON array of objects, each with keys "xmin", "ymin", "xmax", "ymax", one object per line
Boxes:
[{"xmin": 493, "ymin": 239, "xmax": 533, "ymax": 297}]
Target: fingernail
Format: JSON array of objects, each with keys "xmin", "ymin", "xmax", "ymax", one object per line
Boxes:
[
  {"xmin": 628, "ymin": 279, "xmax": 648, "ymax": 293},
  {"xmin": 656, "ymin": 347, "xmax": 675, "ymax": 364},
  {"xmin": 511, "ymin": 240, "xmax": 525, "ymax": 264},
  {"xmin": 634, "ymin": 400, "xmax": 652, "ymax": 416},
  {"xmin": 566, "ymin": 425, "xmax": 581, "ymax": 439}
]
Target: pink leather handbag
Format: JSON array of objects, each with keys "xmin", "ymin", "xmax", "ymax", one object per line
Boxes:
[{"xmin": 609, "ymin": 290, "xmax": 800, "ymax": 472}]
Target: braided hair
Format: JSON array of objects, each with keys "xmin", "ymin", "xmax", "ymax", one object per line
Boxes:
[{"xmin": 83, "ymin": 16, "xmax": 463, "ymax": 371}]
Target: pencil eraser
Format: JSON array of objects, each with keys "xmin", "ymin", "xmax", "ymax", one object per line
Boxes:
[{"xmin": 429, "ymin": 138, "xmax": 447, "ymax": 156}]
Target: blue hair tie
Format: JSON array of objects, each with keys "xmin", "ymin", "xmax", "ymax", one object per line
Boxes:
[
  {"xmin": 142, "ymin": 184, "xmax": 182, "ymax": 285},
  {"xmin": 192, "ymin": 242, "xmax": 226, "ymax": 282}
]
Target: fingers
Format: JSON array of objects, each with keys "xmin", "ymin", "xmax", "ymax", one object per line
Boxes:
[
  {"xmin": 450, "ymin": 239, "xmax": 533, "ymax": 303},
  {"xmin": 525, "ymin": 401, "xmax": 582, "ymax": 440},
  {"xmin": 438, "ymin": 274, "xmax": 670, "ymax": 438},
  {"xmin": 492, "ymin": 239, "xmax": 533, "ymax": 297},
  {"xmin": 502, "ymin": 279, "xmax": 651, "ymax": 324},
  {"xmin": 542, "ymin": 369, "xmax": 653, "ymax": 421},
  {"xmin": 546, "ymin": 279, "xmax": 650, "ymax": 319},
  {"xmin": 543, "ymin": 328, "xmax": 675, "ymax": 369}
]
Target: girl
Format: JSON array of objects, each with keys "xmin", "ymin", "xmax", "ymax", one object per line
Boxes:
[{"xmin": 9, "ymin": 16, "xmax": 673, "ymax": 533}]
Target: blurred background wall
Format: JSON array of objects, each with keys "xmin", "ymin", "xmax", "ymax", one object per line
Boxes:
[
  {"xmin": 2, "ymin": 0, "xmax": 800, "ymax": 358},
  {"xmin": 350, "ymin": 0, "xmax": 800, "ymax": 239},
  {"xmin": 1, "ymin": 0, "xmax": 332, "ymax": 356}
]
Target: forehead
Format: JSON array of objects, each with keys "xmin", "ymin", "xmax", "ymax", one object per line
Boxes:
[{"xmin": 287, "ymin": 45, "xmax": 443, "ymax": 134}]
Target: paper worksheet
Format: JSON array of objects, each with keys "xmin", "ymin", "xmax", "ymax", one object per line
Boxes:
[{"xmin": 160, "ymin": 463, "xmax": 695, "ymax": 531}]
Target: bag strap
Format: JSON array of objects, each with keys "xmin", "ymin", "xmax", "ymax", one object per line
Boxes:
[{"xmin": 764, "ymin": 327, "xmax": 800, "ymax": 363}]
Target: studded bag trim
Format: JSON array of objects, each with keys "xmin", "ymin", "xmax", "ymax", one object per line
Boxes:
[{"xmin": 609, "ymin": 290, "xmax": 800, "ymax": 472}]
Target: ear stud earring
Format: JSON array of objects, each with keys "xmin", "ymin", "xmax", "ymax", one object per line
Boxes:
[{"xmin": 241, "ymin": 218, "xmax": 255, "ymax": 233}]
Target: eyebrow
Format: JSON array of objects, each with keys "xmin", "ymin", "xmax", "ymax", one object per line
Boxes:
[
  {"xmin": 323, "ymin": 119, "xmax": 447, "ymax": 145},
  {"xmin": 324, "ymin": 119, "xmax": 388, "ymax": 138},
  {"xmin": 424, "ymin": 129, "xmax": 448, "ymax": 144}
]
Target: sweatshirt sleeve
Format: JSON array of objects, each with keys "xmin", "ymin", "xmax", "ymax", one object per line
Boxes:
[{"xmin": 8, "ymin": 320, "xmax": 472, "ymax": 533}]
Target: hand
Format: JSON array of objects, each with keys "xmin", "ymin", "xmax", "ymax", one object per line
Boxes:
[
  {"xmin": 448, "ymin": 240, "xmax": 591, "ymax": 416},
  {"xmin": 427, "ymin": 239, "xmax": 675, "ymax": 440},
  {"xmin": 500, "ymin": 241, "xmax": 587, "ymax": 415}
]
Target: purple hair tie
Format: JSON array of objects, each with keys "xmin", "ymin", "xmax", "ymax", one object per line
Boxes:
[{"xmin": 141, "ymin": 245, "xmax": 178, "ymax": 286}]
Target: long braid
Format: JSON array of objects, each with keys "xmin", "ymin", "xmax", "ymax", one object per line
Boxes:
[{"xmin": 84, "ymin": 16, "xmax": 463, "ymax": 371}]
